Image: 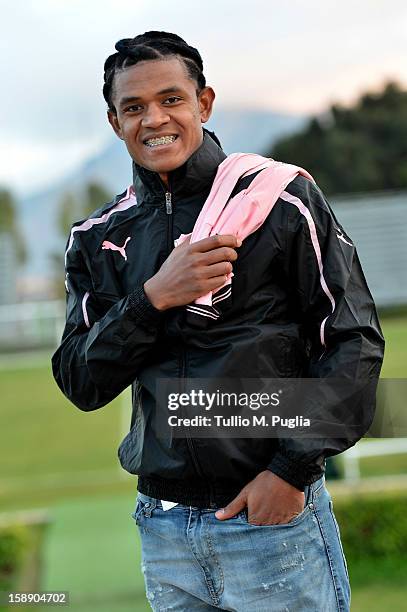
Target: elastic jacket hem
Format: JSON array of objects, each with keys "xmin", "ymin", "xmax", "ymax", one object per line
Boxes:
[{"xmin": 137, "ymin": 475, "xmax": 250, "ymax": 509}]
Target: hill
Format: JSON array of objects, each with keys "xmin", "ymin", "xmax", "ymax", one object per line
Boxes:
[{"xmin": 16, "ymin": 107, "xmax": 306, "ymax": 287}]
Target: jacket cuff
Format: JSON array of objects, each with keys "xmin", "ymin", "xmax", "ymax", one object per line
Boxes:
[
  {"xmin": 127, "ymin": 285, "xmax": 165, "ymax": 326},
  {"xmin": 266, "ymin": 452, "xmax": 324, "ymax": 492}
]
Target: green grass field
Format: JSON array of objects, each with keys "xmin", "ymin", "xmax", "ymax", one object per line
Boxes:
[
  {"xmin": 380, "ymin": 316, "xmax": 407, "ymax": 377},
  {"xmin": 0, "ymin": 315, "xmax": 406, "ymax": 611},
  {"xmin": 41, "ymin": 493, "xmax": 149, "ymax": 611}
]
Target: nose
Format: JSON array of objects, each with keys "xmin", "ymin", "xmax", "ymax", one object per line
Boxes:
[{"xmin": 141, "ymin": 103, "xmax": 170, "ymax": 129}]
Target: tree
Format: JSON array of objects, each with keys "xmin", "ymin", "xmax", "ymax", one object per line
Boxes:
[
  {"xmin": 57, "ymin": 182, "xmax": 112, "ymax": 237},
  {"xmin": 0, "ymin": 188, "xmax": 26, "ymax": 264},
  {"xmin": 51, "ymin": 182, "xmax": 112, "ymax": 298},
  {"xmin": 267, "ymin": 81, "xmax": 407, "ymax": 195}
]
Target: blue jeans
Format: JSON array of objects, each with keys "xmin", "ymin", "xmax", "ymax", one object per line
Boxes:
[{"xmin": 131, "ymin": 475, "xmax": 350, "ymax": 611}]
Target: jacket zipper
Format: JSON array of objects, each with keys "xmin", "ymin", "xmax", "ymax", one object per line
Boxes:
[
  {"xmin": 165, "ymin": 190, "xmax": 172, "ymax": 214},
  {"xmin": 179, "ymin": 344, "xmax": 205, "ymax": 476},
  {"xmin": 165, "ymin": 191, "xmax": 172, "ymax": 254},
  {"xmin": 164, "ymin": 187, "xmax": 215, "ymax": 507}
]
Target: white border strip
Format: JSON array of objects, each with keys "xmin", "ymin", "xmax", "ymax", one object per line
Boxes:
[
  {"xmin": 186, "ymin": 305, "xmax": 220, "ymax": 320},
  {"xmin": 212, "ymin": 286, "xmax": 232, "ymax": 304}
]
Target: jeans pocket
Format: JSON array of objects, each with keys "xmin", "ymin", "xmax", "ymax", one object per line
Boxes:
[
  {"xmin": 239, "ymin": 500, "xmax": 312, "ymax": 528},
  {"xmin": 131, "ymin": 499, "xmax": 144, "ymax": 525}
]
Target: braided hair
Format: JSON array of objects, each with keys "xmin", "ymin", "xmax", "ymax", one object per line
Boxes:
[{"xmin": 103, "ymin": 31, "xmax": 206, "ymax": 113}]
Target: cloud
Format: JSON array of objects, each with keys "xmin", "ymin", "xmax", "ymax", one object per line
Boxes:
[
  {"xmin": 0, "ymin": 136, "xmax": 107, "ymax": 195},
  {"xmin": 1, "ymin": 0, "xmax": 406, "ymax": 191}
]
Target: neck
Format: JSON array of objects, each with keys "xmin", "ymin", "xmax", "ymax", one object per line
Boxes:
[
  {"xmin": 132, "ymin": 129, "xmax": 227, "ymax": 205},
  {"xmin": 159, "ymin": 172, "xmax": 169, "ymax": 189}
]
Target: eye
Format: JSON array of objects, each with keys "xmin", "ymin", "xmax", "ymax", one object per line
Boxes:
[
  {"xmin": 163, "ymin": 96, "xmax": 182, "ymax": 104},
  {"xmin": 124, "ymin": 104, "xmax": 142, "ymax": 113}
]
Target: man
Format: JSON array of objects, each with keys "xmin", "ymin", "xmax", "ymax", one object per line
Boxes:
[{"xmin": 52, "ymin": 31, "xmax": 385, "ymax": 611}]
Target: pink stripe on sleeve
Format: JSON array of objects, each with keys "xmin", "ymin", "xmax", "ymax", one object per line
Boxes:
[
  {"xmin": 82, "ymin": 291, "xmax": 90, "ymax": 328},
  {"xmin": 279, "ymin": 190, "xmax": 336, "ymax": 348},
  {"xmin": 65, "ymin": 186, "xmax": 137, "ymax": 266}
]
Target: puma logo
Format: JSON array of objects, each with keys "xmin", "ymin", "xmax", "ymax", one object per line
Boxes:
[{"xmin": 102, "ymin": 236, "xmax": 131, "ymax": 261}]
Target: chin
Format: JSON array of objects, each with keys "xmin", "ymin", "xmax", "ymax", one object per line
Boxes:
[
  {"xmin": 146, "ymin": 163, "xmax": 177, "ymax": 174},
  {"xmin": 132, "ymin": 146, "xmax": 191, "ymax": 173},
  {"xmin": 149, "ymin": 158, "xmax": 188, "ymax": 174}
]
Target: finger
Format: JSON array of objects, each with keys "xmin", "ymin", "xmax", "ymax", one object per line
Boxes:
[
  {"xmin": 193, "ymin": 275, "xmax": 230, "ymax": 297},
  {"xmin": 201, "ymin": 261, "xmax": 233, "ymax": 279},
  {"xmin": 198, "ymin": 246, "xmax": 239, "ymax": 266},
  {"xmin": 215, "ymin": 492, "xmax": 247, "ymax": 520},
  {"xmin": 205, "ymin": 274, "xmax": 231, "ymax": 292},
  {"xmin": 190, "ymin": 274, "xmax": 231, "ymax": 297},
  {"xmin": 248, "ymin": 512, "xmax": 298, "ymax": 526},
  {"xmin": 191, "ymin": 234, "xmax": 242, "ymax": 253}
]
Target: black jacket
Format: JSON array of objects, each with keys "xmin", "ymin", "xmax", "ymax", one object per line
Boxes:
[{"xmin": 51, "ymin": 129, "xmax": 385, "ymax": 508}]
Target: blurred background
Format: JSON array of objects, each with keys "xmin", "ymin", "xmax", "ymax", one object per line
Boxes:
[{"xmin": 1, "ymin": 1, "xmax": 407, "ymax": 610}]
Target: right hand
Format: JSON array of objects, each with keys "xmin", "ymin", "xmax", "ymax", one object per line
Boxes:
[{"xmin": 143, "ymin": 234, "xmax": 242, "ymax": 311}]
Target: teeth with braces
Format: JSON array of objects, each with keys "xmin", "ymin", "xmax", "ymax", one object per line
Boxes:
[{"xmin": 145, "ymin": 135, "xmax": 177, "ymax": 147}]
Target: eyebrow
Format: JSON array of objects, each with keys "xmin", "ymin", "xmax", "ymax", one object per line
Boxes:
[{"xmin": 119, "ymin": 87, "xmax": 184, "ymax": 107}]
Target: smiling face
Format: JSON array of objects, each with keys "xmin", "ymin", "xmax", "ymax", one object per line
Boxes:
[{"xmin": 108, "ymin": 57, "xmax": 215, "ymax": 187}]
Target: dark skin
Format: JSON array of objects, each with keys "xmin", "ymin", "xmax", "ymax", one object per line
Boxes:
[
  {"xmin": 108, "ymin": 56, "xmax": 305, "ymax": 525},
  {"xmin": 144, "ymin": 233, "xmax": 239, "ymax": 310}
]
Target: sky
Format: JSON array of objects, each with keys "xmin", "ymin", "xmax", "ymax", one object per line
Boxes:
[{"xmin": 1, "ymin": 0, "xmax": 407, "ymax": 194}]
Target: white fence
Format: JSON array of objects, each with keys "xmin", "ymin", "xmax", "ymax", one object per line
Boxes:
[
  {"xmin": 342, "ymin": 439, "xmax": 407, "ymax": 482},
  {"xmin": 0, "ymin": 300, "xmax": 65, "ymax": 350}
]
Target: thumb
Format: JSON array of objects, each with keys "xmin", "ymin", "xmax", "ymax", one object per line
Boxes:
[{"xmin": 215, "ymin": 492, "xmax": 247, "ymax": 520}]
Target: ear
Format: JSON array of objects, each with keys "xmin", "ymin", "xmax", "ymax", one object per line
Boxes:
[
  {"xmin": 107, "ymin": 110, "xmax": 124, "ymax": 140},
  {"xmin": 198, "ymin": 86, "xmax": 216, "ymax": 124}
]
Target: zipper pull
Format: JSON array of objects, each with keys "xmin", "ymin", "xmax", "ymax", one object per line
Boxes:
[{"xmin": 165, "ymin": 191, "xmax": 172, "ymax": 215}]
